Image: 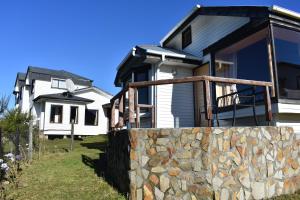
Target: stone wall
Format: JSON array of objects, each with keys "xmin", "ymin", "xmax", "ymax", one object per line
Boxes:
[{"xmin": 108, "ymin": 127, "xmax": 300, "ymax": 199}]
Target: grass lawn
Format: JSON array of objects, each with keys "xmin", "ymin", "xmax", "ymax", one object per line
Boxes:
[{"xmin": 6, "ymin": 135, "xmax": 125, "ymax": 200}]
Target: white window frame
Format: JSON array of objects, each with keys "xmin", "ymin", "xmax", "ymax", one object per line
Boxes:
[{"xmin": 51, "ymin": 78, "xmax": 67, "ymax": 89}]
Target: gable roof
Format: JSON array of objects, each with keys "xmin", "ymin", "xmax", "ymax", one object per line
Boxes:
[
  {"xmin": 27, "ymin": 66, "xmax": 93, "ymax": 82},
  {"xmin": 17, "ymin": 72, "xmax": 26, "ymax": 81},
  {"xmin": 21, "ymin": 66, "xmax": 93, "ymax": 87},
  {"xmin": 33, "ymin": 92, "xmax": 94, "ymax": 103},
  {"xmin": 13, "ymin": 72, "xmax": 26, "ymax": 94},
  {"xmin": 160, "ymin": 5, "xmax": 300, "ymax": 46}
]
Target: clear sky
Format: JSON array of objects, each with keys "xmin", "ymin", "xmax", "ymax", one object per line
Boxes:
[{"xmin": 1, "ymin": 0, "xmax": 300, "ymax": 108}]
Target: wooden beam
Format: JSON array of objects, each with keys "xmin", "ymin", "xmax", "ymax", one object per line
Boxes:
[
  {"xmin": 128, "ymin": 87, "xmax": 135, "ymax": 125},
  {"xmin": 264, "ymin": 86, "xmax": 273, "ymax": 123},
  {"xmin": 128, "ymin": 75, "xmax": 273, "ymax": 88},
  {"xmin": 151, "ymin": 106, "xmax": 155, "ymax": 128},
  {"xmin": 134, "ymin": 88, "xmax": 140, "ymax": 128},
  {"xmin": 137, "ymin": 104, "xmax": 155, "ymax": 108},
  {"xmin": 267, "ymin": 42, "xmax": 276, "ymax": 97},
  {"xmin": 118, "ymin": 94, "xmax": 124, "ymax": 128},
  {"xmin": 203, "ymin": 80, "xmax": 213, "ymax": 127},
  {"xmin": 111, "ymin": 87, "xmax": 128, "ymax": 102},
  {"xmin": 110, "ymin": 100, "xmax": 116, "ymax": 129}
]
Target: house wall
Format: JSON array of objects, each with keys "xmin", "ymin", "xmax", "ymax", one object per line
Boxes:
[
  {"xmin": 33, "ymin": 79, "xmax": 87, "ymax": 99},
  {"xmin": 39, "ymin": 90, "xmax": 111, "ymax": 135},
  {"xmin": 20, "ymin": 86, "xmax": 30, "ymax": 113},
  {"xmin": 156, "ymin": 64, "xmax": 194, "ymax": 128},
  {"xmin": 165, "ymin": 15, "xmax": 250, "ymax": 58}
]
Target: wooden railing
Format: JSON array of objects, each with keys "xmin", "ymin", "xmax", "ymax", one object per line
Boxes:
[{"xmin": 109, "ymin": 75, "xmax": 273, "ymax": 130}]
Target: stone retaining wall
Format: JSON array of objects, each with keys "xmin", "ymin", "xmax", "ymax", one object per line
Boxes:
[{"xmin": 108, "ymin": 127, "xmax": 300, "ymax": 199}]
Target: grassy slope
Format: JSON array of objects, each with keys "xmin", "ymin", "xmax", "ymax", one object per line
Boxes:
[
  {"xmin": 7, "ymin": 136, "xmax": 125, "ymax": 200},
  {"xmin": 4, "ymin": 135, "xmax": 299, "ymax": 200}
]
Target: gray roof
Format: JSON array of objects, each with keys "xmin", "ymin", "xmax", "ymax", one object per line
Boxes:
[
  {"xmin": 33, "ymin": 92, "xmax": 94, "ymax": 103},
  {"xmin": 17, "ymin": 72, "xmax": 26, "ymax": 81},
  {"xmin": 28, "ymin": 66, "xmax": 93, "ymax": 82},
  {"xmin": 136, "ymin": 45, "xmax": 200, "ymax": 61}
]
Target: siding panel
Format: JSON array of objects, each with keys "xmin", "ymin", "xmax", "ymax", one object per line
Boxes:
[
  {"xmin": 165, "ymin": 15, "xmax": 250, "ymax": 58},
  {"xmin": 156, "ymin": 65, "xmax": 194, "ymax": 128}
]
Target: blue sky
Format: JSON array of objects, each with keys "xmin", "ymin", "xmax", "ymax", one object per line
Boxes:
[{"xmin": 1, "ymin": 0, "xmax": 300, "ymax": 108}]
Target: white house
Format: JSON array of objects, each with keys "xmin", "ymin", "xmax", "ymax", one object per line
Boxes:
[
  {"xmin": 14, "ymin": 66, "xmax": 112, "ymax": 138},
  {"xmin": 113, "ymin": 5, "xmax": 300, "ymax": 137}
]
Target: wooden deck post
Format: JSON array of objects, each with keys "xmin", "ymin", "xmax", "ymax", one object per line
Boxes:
[
  {"xmin": 264, "ymin": 86, "xmax": 272, "ymax": 124},
  {"xmin": 151, "ymin": 106, "xmax": 155, "ymax": 128},
  {"xmin": 110, "ymin": 100, "xmax": 116, "ymax": 129},
  {"xmin": 134, "ymin": 88, "xmax": 140, "ymax": 128},
  {"xmin": 203, "ymin": 80, "xmax": 213, "ymax": 127},
  {"xmin": 128, "ymin": 87, "xmax": 135, "ymax": 126},
  {"xmin": 118, "ymin": 94, "xmax": 124, "ymax": 128}
]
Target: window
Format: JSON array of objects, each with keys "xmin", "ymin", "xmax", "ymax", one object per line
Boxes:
[
  {"xmin": 85, "ymin": 109, "xmax": 98, "ymax": 126},
  {"xmin": 51, "ymin": 78, "xmax": 66, "ymax": 89},
  {"xmin": 182, "ymin": 26, "xmax": 192, "ymax": 49},
  {"xmin": 50, "ymin": 105, "xmax": 63, "ymax": 123},
  {"xmin": 214, "ymin": 28, "xmax": 270, "ymax": 103},
  {"xmin": 134, "ymin": 69, "xmax": 149, "ymax": 104},
  {"xmin": 70, "ymin": 106, "xmax": 78, "ymax": 124},
  {"xmin": 273, "ymin": 27, "xmax": 300, "ymax": 99}
]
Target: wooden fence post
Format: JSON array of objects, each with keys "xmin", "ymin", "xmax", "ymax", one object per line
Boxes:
[
  {"xmin": 16, "ymin": 127, "xmax": 20, "ymax": 156},
  {"xmin": 70, "ymin": 120, "xmax": 74, "ymax": 151},
  {"xmin": 28, "ymin": 120, "xmax": 33, "ymax": 161}
]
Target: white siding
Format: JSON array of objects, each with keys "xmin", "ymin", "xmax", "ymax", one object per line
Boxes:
[
  {"xmin": 165, "ymin": 15, "xmax": 250, "ymax": 58},
  {"xmin": 40, "ymin": 90, "xmax": 111, "ymax": 135},
  {"xmin": 33, "ymin": 80, "xmax": 87, "ymax": 99},
  {"xmin": 156, "ymin": 65, "xmax": 194, "ymax": 128}
]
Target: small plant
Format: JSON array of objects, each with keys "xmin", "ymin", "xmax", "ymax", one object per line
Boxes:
[{"xmin": 0, "ymin": 152, "xmax": 23, "ymax": 199}]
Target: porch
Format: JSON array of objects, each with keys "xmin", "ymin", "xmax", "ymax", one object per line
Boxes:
[{"xmin": 109, "ymin": 75, "xmax": 273, "ymax": 130}]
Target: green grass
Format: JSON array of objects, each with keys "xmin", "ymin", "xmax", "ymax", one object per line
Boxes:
[{"xmin": 6, "ymin": 135, "xmax": 125, "ymax": 200}]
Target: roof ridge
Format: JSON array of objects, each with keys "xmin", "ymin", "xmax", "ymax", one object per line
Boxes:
[{"xmin": 27, "ymin": 65, "xmax": 93, "ymax": 82}]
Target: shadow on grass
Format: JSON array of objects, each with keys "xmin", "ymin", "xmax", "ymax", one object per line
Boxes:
[
  {"xmin": 80, "ymin": 138, "xmax": 129, "ymax": 196},
  {"xmin": 81, "ymin": 153, "xmax": 107, "ymax": 178},
  {"xmin": 80, "ymin": 142, "xmax": 107, "ymax": 151}
]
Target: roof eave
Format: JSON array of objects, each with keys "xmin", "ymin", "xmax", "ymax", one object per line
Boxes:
[{"xmin": 270, "ymin": 5, "xmax": 300, "ymax": 21}]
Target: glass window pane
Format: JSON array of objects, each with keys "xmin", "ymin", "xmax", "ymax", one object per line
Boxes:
[
  {"xmin": 85, "ymin": 109, "xmax": 98, "ymax": 126},
  {"xmin": 134, "ymin": 70, "xmax": 149, "ymax": 104},
  {"xmin": 59, "ymin": 80, "xmax": 66, "ymax": 89},
  {"xmin": 70, "ymin": 106, "xmax": 78, "ymax": 123},
  {"xmin": 274, "ymin": 26, "xmax": 300, "ymax": 99},
  {"xmin": 52, "ymin": 79, "xmax": 59, "ymax": 88},
  {"xmin": 50, "ymin": 105, "xmax": 63, "ymax": 123},
  {"xmin": 215, "ymin": 28, "xmax": 270, "ymax": 103}
]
